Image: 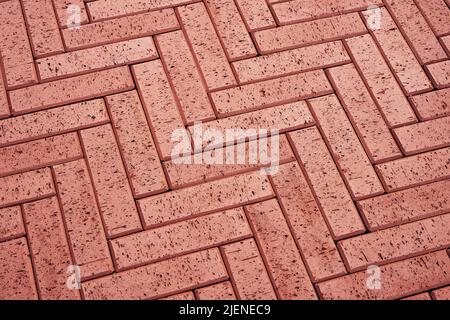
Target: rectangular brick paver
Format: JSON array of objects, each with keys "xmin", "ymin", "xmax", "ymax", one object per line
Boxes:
[
  {"xmin": 327, "ymin": 63, "xmax": 402, "ymax": 163},
  {"xmin": 54, "ymin": 159, "xmax": 114, "ymax": 280},
  {"xmin": 375, "ymin": 147, "xmax": 450, "ymax": 192},
  {"xmin": 0, "ymin": 99, "xmax": 109, "ymax": 148},
  {"xmin": 62, "ymin": 9, "xmax": 179, "ymax": 51},
  {"xmin": 80, "ymin": 124, "xmax": 142, "ymax": 238},
  {"xmin": 358, "ymin": 179, "xmax": 450, "ymax": 231},
  {"xmin": 0, "ymin": 0, "xmax": 37, "ymax": 89},
  {"xmin": 205, "ymin": 0, "xmax": 257, "ymax": 61},
  {"xmin": 0, "ymin": 238, "xmax": 38, "ymax": 300},
  {"xmin": 156, "ymin": 30, "xmax": 216, "ymax": 123},
  {"xmin": 36, "ymin": 37, "xmax": 158, "ymax": 82},
  {"xmin": 22, "ymin": 0, "xmax": 65, "ymax": 58},
  {"xmin": 393, "ymin": 116, "xmax": 450, "ymax": 155},
  {"xmin": 289, "ymin": 127, "xmax": 366, "ymax": 239},
  {"xmin": 345, "ymin": 34, "xmax": 418, "ymax": 127},
  {"xmin": 317, "ymin": 250, "xmax": 450, "ymax": 300},
  {"xmin": 271, "ymin": 162, "xmax": 346, "ymax": 282},
  {"xmin": 0, "ymin": 168, "xmax": 54, "ymax": 209},
  {"xmin": 106, "ymin": 91, "xmax": 168, "ymax": 198},
  {"xmin": 138, "ymin": 172, "xmax": 274, "ymax": 228},
  {"xmin": 410, "ymin": 88, "xmax": 450, "ymax": 120},
  {"xmin": 309, "ymin": 94, "xmax": 384, "ymax": 200},
  {"xmin": 235, "ymin": 0, "xmax": 276, "ymax": 32},
  {"xmin": 9, "ymin": 67, "xmax": 134, "ymax": 115},
  {"xmin": 23, "ymin": 197, "xmax": 80, "ymax": 300},
  {"xmin": 0, "ymin": 133, "xmax": 83, "ymax": 177},
  {"xmin": 82, "ymin": 248, "xmax": 228, "ymax": 300},
  {"xmin": 0, "ymin": 206, "xmax": 25, "ymax": 242},
  {"xmin": 177, "ymin": 3, "xmax": 236, "ymax": 90},
  {"xmin": 195, "ymin": 281, "xmax": 236, "ymax": 300},
  {"xmin": 245, "ymin": 200, "xmax": 317, "ymax": 300},
  {"xmin": 110, "ymin": 208, "xmax": 251, "ymax": 270},
  {"xmin": 272, "ymin": 0, "xmax": 380, "ymax": 25},
  {"xmin": 211, "ymin": 70, "xmax": 332, "ymax": 116},
  {"xmin": 361, "ymin": 7, "xmax": 433, "ymax": 95},
  {"xmin": 338, "ymin": 213, "xmax": 450, "ymax": 271},
  {"xmin": 221, "ymin": 239, "xmax": 277, "ymax": 300},
  {"xmin": 254, "ymin": 12, "xmax": 367, "ymax": 54},
  {"xmin": 232, "ymin": 41, "xmax": 350, "ymax": 84}
]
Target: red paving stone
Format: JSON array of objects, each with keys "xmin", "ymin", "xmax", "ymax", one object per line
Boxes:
[{"xmin": 0, "ymin": 0, "xmax": 449, "ymax": 300}]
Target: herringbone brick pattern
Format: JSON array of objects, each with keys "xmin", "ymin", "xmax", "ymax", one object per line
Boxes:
[{"xmin": 0, "ymin": 0, "xmax": 449, "ymax": 300}]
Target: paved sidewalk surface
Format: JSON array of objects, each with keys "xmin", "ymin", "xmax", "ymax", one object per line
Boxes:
[{"xmin": 0, "ymin": 0, "xmax": 449, "ymax": 300}]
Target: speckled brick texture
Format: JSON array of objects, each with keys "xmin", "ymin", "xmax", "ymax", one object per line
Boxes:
[{"xmin": 0, "ymin": 0, "xmax": 449, "ymax": 301}]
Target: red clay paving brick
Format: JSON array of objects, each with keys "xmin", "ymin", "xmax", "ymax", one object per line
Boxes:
[
  {"xmin": 163, "ymin": 134, "xmax": 294, "ymax": 189},
  {"xmin": 156, "ymin": 30, "xmax": 216, "ymax": 123},
  {"xmin": 192, "ymin": 101, "xmax": 315, "ymax": 150},
  {"xmin": 234, "ymin": 0, "xmax": 276, "ymax": 32},
  {"xmin": 327, "ymin": 63, "xmax": 402, "ymax": 163},
  {"xmin": 0, "ymin": 206, "xmax": 25, "ymax": 242},
  {"xmin": 245, "ymin": 200, "xmax": 317, "ymax": 300},
  {"xmin": 53, "ymin": 159, "xmax": 114, "ymax": 280},
  {"xmin": 432, "ymin": 286, "xmax": 450, "ymax": 300},
  {"xmin": 86, "ymin": 0, "xmax": 199, "ymax": 22},
  {"xmin": 9, "ymin": 67, "xmax": 134, "ymax": 115},
  {"xmin": 22, "ymin": 0, "xmax": 65, "ymax": 59},
  {"xmin": 221, "ymin": 239, "xmax": 277, "ymax": 300},
  {"xmin": 253, "ymin": 12, "xmax": 367, "ymax": 54},
  {"xmin": 425, "ymin": 60, "xmax": 450, "ymax": 89},
  {"xmin": 0, "ymin": 238, "xmax": 38, "ymax": 300},
  {"xmin": 82, "ymin": 248, "xmax": 228, "ymax": 300},
  {"xmin": 110, "ymin": 208, "xmax": 251, "ymax": 270},
  {"xmin": 161, "ymin": 291, "xmax": 196, "ymax": 300},
  {"xmin": 271, "ymin": 0, "xmax": 381, "ymax": 25},
  {"xmin": 52, "ymin": 0, "xmax": 89, "ymax": 28},
  {"xmin": 361, "ymin": 7, "xmax": 433, "ymax": 95},
  {"xmin": 344, "ymin": 34, "xmax": 418, "ymax": 127},
  {"xmin": 232, "ymin": 41, "xmax": 350, "ymax": 84},
  {"xmin": 375, "ymin": 147, "xmax": 450, "ymax": 192},
  {"xmin": 0, "ymin": 168, "xmax": 54, "ymax": 209},
  {"xmin": 205, "ymin": 0, "xmax": 257, "ymax": 61},
  {"xmin": 316, "ymin": 250, "xmax": 450, "ymax": 300},
  {"xmin": 415, "ymin": 0, "xmax": 450, "ymax": 37},
  {"xmin": 0, "ymin": 133, "xmax": 83, "ymax": 177},
  {"xmin": 210, "ymin": 70, "xmax": 332, "ymax": 116},
  {"xmin": 392, "ymin": 116, "xmax": 450, "ymax": 155},
  {"xmin": 80, "ymin": 124, "xmax": 142, "ymax": 238},
  {"xmin": 22, "ymin": 197, "xmax": 80, "ymax": 300},
  {"xmin": 106, "ymin": 91, "xmax": 168, "ymax": 198},
  {"xmin": 402, "ymin": 292, "xmax": 433, "ymax": 300},
  {"xmin": 384, "ymin": 0, "xmax": 447, "ymax": 65},
  {"xmin": 357, "ymin": 180, "xmax": 450, "ymax": 231},
  {"xmin": 0, "ymin": 99, "xmax": 109, "ymax": 147},
  {"xmin": 1, "ymin": 0, "xmax": 450, "ymax": 301},
  {"xmin": 138, "ymin": 171, "xmax": 274, "ymax": 228},
  {"xmin": 195, "ymin": 281, "xmax": 236, "ymax": 300},
  {"xmin": 0, "ymin": 0, "xmax": 38, "ymax": 89},
  {"xmin": 338, "ymin": 213, "xmax": 450, "ymax": 272},
  {"xmin": 289, "ymin": 127, "xmax": 366, "ymax": 240},
  {"xmin": 132, "ymin": 60, "xmax": 186, "ymax": 160},
  {"xmin": 309, "ymin": 94, "xmax": 384, "ymax": 200},
  {"xmin": 36, "ymin": 37, "xmax": 158, "ymax": 82},
  {"xmin": 61, "ymin": 9, "xmax": 179, "ymax": 51},
  {"xmin": 177, "ymin": 3, "xmax": 237, "ymax": 90},
  {"xmin": 271, "ymin": 162, "xmax": 346, "ymax": 282},
  {"xmin": 0, "ymin": 68, "xmax": 9, "ymax": 119},
  {"xmin": 410, "ymin": 88, "xmax": 450, "ymax": 120}
]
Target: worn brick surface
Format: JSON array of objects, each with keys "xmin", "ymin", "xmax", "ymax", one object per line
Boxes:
[{"xmin": 1, "ymin": 0, "xmax": 449, "ymax": 301}]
